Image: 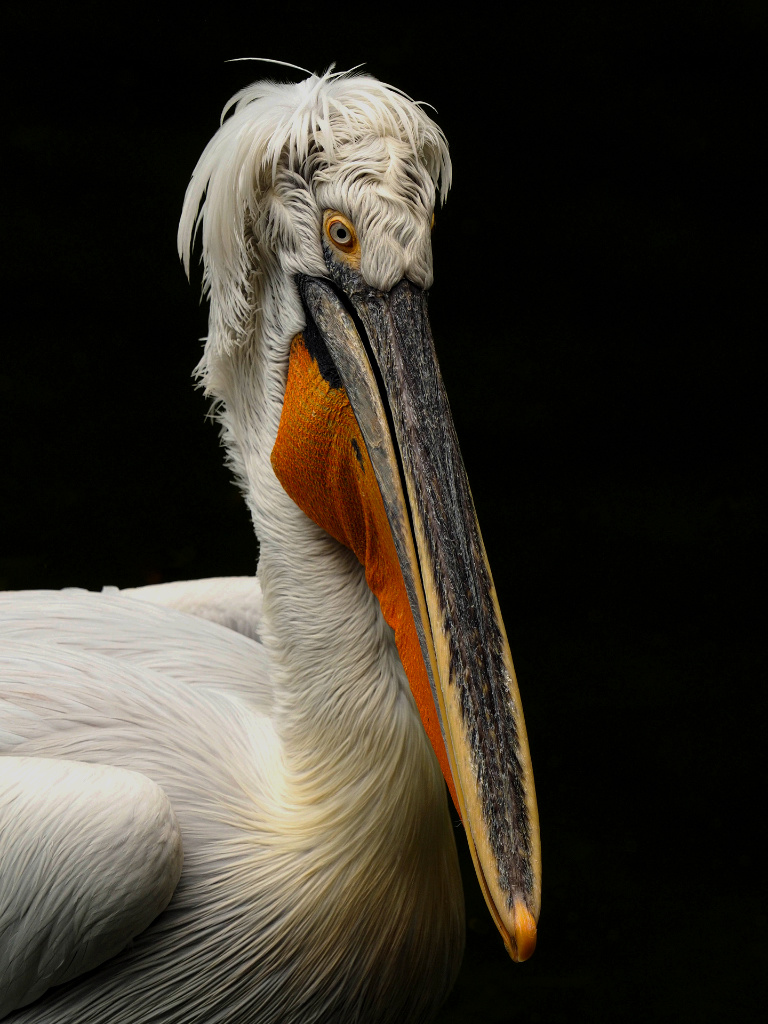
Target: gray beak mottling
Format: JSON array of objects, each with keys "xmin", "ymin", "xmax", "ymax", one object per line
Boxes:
[{"xmin": 299, "ymin": 266, "xmax": 541, "ymax": 960}]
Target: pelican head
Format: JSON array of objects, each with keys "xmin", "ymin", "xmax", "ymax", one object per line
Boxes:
[{"xmin": 179, "ymin": 68, "xmax": 541, "ymax": 967}]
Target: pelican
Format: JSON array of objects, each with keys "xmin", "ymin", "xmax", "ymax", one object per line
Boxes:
[{"xmin": 0, "ymin": 68, "xmax": 541, "ymax": 1022}]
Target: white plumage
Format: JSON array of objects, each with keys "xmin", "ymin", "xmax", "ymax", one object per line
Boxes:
[
  {"xmin": 0, "ymin": 756, "xmax": 181, "ymax": 1009},
  {"xmin": 0, "ymin": 67, "xmax": 540, "ymax": 1022},
  {"xmin": 1, "ymin": 581, "xmax": 458, "ymax": 1022}
]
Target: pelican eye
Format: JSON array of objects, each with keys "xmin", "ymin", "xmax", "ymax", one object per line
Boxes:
[{"xmin": 325, "ymin": 214, "xmax": 358, "ymax": 254}]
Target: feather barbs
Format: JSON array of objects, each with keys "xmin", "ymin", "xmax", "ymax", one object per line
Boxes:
[{"xmin": 178, "ymin": 68, "xmax": 451, "ymax": 364}]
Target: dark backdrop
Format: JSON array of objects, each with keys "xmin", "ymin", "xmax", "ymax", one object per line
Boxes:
[{"xmin": 3, "ymin": 3, "xmax": 765, "ymax": 1021}]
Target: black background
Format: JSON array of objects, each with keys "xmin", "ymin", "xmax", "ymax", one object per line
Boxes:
[{"xmin": 3, "ymin": 2, "xmax": 765, "ymax": 1021}]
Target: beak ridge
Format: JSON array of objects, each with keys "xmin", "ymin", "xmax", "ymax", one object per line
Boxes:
[{"xmin": 298, "ymin": 270, "xmax": 542, "ymax": 954}]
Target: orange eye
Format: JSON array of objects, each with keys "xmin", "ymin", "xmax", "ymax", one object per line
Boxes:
[{"xmin": 325, "ymin": 213, "xmax": 358, "ymax": 253}]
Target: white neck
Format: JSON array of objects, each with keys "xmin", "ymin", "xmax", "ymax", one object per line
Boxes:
[
  {"xmin": 206, "ymin": 275, "xmax": 439, "ymax": 821},
  {"xmin": 186, "ymin": 193, "xmax": 467, "ymax": 1014}
]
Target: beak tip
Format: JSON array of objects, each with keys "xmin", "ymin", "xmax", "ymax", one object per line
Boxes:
[{"xmin": 503, "ymin": 900, "xmax": 538, "ymax": 963}]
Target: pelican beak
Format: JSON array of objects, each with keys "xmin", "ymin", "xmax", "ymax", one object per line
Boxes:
[{"xmin": 283, "ymin": 268, "xmax": 541, "ymax": 961}]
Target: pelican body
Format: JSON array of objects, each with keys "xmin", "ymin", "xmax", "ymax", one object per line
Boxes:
[{"xmin": 0, "ymin": 70, "xmax": 541, "ymax": 1023}]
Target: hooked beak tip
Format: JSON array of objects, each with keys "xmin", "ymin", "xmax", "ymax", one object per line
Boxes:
[{"xmin": 503, "ymin": 900, "xmax": 538, "ymax": 963}]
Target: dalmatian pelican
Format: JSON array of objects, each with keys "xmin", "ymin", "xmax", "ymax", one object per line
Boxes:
[{"xmin": 0, "ymin": 68, "xmax": 541, "ymax": 1022}]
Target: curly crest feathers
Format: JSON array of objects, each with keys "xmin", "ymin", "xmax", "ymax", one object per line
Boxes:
[{"xmin": 177, "ymin": 68, "xmax": 451, "ymax": 365}]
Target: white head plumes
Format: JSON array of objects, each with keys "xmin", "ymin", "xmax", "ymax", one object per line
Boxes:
[{"xmin": 179, "ymin": 68, "xmax": 451, "ymax": 370}]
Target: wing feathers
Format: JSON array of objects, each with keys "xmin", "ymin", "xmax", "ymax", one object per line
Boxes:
[
  {"xmin": 115, "ymin": 576, "xmax": 263, "ymax": 643},
  {"xmin": 0, "ymin": 757, "xmax": 182, "ymax": 1018}
]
